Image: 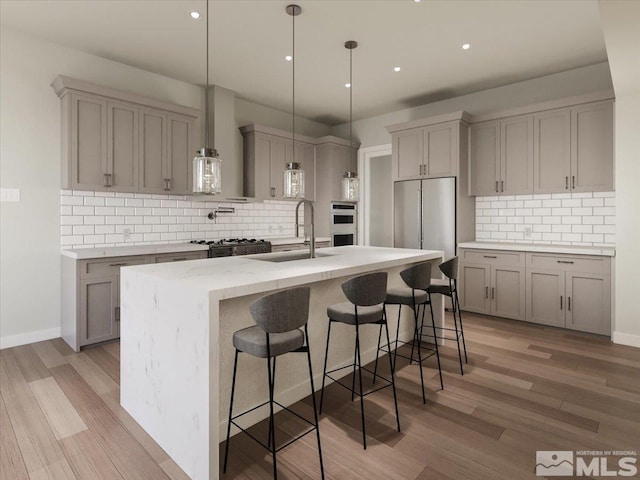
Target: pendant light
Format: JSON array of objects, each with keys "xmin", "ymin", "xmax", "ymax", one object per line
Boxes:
[
  {"xmin": 193, "ymin": 0, "xmax": 222, "ymax": 195},
  {"xmin": 283, "ymin": 4, "xmax": 305, "ymax": 199},
  {"xmin": 342, "ymin": 40, "xmax": 359, "ymax": 201}
]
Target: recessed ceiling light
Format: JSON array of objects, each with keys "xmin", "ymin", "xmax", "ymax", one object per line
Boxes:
[
  {"xmin": 394, "ymin": 66, "xmax": 401, "ymax": 72},
  {"xmin": 414, "ymin": 0, "xmax": 422, "ymax": 3},
  {"xmin": 285, "ymin": 55, "xmax": 293, "ymax": 62},
  {"xmin": 345, "ymin": 83, "xmax": 351, "ymax": 88},
  {"xmin": 190, "ymin": 11, "xmax": 201, "ymax": 19},
  {"xmin": 462, "ymin": 43, "xmax": 471, "ymax": 50}
]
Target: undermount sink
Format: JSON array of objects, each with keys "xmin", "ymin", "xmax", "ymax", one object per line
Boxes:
[{"xmin": 251, "ymin": 251, "xmax": 335, "ymax": 263}]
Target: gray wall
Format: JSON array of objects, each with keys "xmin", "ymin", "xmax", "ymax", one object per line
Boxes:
[{"xmin": 331, "ymin": 62, "xmax": 613, "ymax": 147}]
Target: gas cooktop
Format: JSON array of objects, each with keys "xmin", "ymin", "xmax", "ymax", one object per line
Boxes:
[{"xmin": 190, "ymin": 239, "xmax": 272, "ymax": 257}]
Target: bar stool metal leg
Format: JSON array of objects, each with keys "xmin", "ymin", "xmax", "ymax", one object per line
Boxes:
[
  {"xmin": 451, "ymin": 296, "xmax": 464, "ymax": 376},
  {"xmin": 267, "ymin": 357, "xmax": 276, "ymax": 449},
  {"xmin": 303, "ymin": 325, "xmax": 325, "ymax": 479},
  {"xmin": 265, "ymin": 336, "xmax": 277, "ymax": 479},
  {"xmin": 223, "ymin": 349, "xmax": 239, "ymax": 474},
  {"xmin": 351, "ymin": 339, "xmax": 358, "ymax": 402},
  {"xmin": 413, "ymin": 304, "xmax": 427, "ymax": 404},
  {"xmin": 373, "ymin": 324, "xmax": 383, "ymax": 384},
  {"xmin": 383, "ymin": 306, "xmax": 401, "ymax": 432},
  {"xmin": 428, "ymin": 293, "xmax": 444, "ymax": 389},
  {"xmin": 319, "ymin": 320, "xmax": 332, "ymax": 415},
  {"xmin": 454, "ymin": 288, "xmax": 468, "ymax": 363},
  {"xmin": 354, "ymin": 313, "xmax": 367, "ymax": 449}
]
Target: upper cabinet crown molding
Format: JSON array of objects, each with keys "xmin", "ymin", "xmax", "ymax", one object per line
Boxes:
[
  {"xmin": 51, "ymin": 75, "xmax": 201, "ymax": 119},
  {"xmin": 386, "ymin": 110, "xmax": 471, "ymax": 134},
  {"xmin": 239, "ymin": 124, "xmax": 360, "ymax": 149}
]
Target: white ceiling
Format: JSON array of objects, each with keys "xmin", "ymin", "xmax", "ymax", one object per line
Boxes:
[{"xmin": 0, "ymin": 0, "xmax": 607, "ymax": 125}]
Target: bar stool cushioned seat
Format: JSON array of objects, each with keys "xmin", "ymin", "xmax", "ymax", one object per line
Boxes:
[
  {"xmin": 385, "ymin": 287, "xmax": 429, "ymax": 306},
  {"xmin": 326, "ymin": 303, "xmax": 384, "ymax": 325},
  {"xmin": 232, "ymin": 327, "xmax": 304, "ymax": 358}
]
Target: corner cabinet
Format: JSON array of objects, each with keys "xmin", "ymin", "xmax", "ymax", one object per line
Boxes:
[
  {"xmin": 388, "ymin": 112, "xmax": 468, "ymax": 181},
  {"xmin": 61, "ymin": 249, "xmax": 207, "ymax": 351},
  {"xmin": 458, "ymin": 246, "xmax": 612, "ymax": 336},
  {"xmin": 240, "ymin": 124, "xmax": 317, "ymax": 201},
  {"xmin": 52, "ymin": 75, "xmax": 200, "ymax": 195}
]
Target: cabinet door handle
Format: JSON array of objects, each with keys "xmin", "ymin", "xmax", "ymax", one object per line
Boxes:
[
  {"xmin": 501, "ymin": 180, "xmax": 504, "ymax": 192},
  {"xmin": 568, "ymin": 297, "xmax": 571, "ymax": 311},
  {"xmin": 557, "ymin": 260, "xmax": 574, "ymax": 264},
  {"xmin": 483, "ymin": 255, "xmax": 497, "ymax": 259},
  {"xmin": 109, "ymin": 263, "xmax": 127, "ymax": 267},
  {"xmin": 560, "ymin": 296, "xmax": 563, "ymax": 310},
  {"xmin": 163, "ymin": 178, "xmax": 171, "ymax": 191},
  {"xmin": 495, "ymin": 181, "xmax": 499, "ymax": 193},
  {"xmin": 572, "ymin": 176, "xmax": 575, "ymax": 189},
  {"xmin": 115, "ymin": 306, "xmax": 121, "ymax": 322},
  {"xmin": 171, "ymin": 258, "xmax": 187, "ymax": 262},
  {"xmin": 565, "ymin": 176, "xmax": 569, "ymax": 190},
  {"xmin": 104, "ymin": 173, "xmax": 112, "ymax": 187},
  {"xmin": 270, "ymin": 187, "xmax": 275, "ymax": 197},
  {"xmin": 485, "ymin": 286, "xmax": 489, "ymax": 299},
  {"xmin": 491, "ymin": 287, "xmax": 495, "ymax": 300}
]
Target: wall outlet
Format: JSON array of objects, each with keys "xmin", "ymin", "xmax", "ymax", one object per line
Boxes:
[
  {"xmin": 123, "ymin": 228, "xmax": 132, "ymax": 240},
  {"xmin": 0, "ymin": 188, "xmax": 20, "ymax": 202},
  {"xmin": 523, "ymin": 226, "xmax": 532, "ymax": 238}
]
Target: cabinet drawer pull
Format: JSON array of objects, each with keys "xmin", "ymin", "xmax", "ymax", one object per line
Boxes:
[
  {"xmin": 557, "ymin": 260, "xmax": 574, "ymax": 264},
  {"xmin": 115, "ymin": 306, "xmax": 121, "ymax": 322},
  {"xmin": 171, "ymin": 258, "xmax": 187, "ymax": 262},
  {"xmin": 565, "ymin": 176, "xmax": 568, "ymax": 190},
  {"xmin": 109, "ymin": 263, "xmax": 128, "ymax": 267},
  {"xmin": 270, "ymin": 187, "xmax": 275, "ymax": 197},
  {"xmin": 485, "ymin": 286, "xmax": 489, "ymax": 299},
  {"xmin": 495, "ymin": 181, "xmax": 499, "ymax": 193},
  {"xmin": 501, "ymin": 180, "xmax": 504, "ymax": 192},
  {"xmin": 491, "ymin": 287, "xmax": 495, "ymax": 300},
  {"xmin": 560, "ymin": 296, "xmax": 563, "ymax": 310},
  {"xmin": 104, "ymin": 173, "xmax": 112, "ymax": 187},
  {"xmin": 572, "ymin": 176, "xmax": 576, "ymax": 189},
  {"xmin": 163, "ymin": 178, "xmax": 172, "ymax": 191},
  {"xmin": 483, "ymin": 255, "xmax": 497, "ymax": 259},
  {"xmin": 568, "ymin": 297, "xmax": 571, "ymax": 311}
]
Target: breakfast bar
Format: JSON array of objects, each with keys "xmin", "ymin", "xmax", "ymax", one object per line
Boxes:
[{"xmin": 119, "ymin": 246, "xmax": 444, "ymax": 480}]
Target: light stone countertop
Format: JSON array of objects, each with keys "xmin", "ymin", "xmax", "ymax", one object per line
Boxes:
[
  {"xmin": 60, "ymin": 243, "xmax": 209, "ymax": 259},
  {"xmin": 458, "ymin": 241, "xmax": 616, "ymax": 257},
  {"xmin": 123, "ymin": 245, "xmax": 444, "ymax": 299}
]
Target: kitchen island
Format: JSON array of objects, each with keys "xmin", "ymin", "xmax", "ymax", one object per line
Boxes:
[{"xmin": 120, "ymin": 246, "xmax": 444, "ymax": 480}]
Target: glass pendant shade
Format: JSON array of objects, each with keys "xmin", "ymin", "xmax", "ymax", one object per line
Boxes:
[
  {"xmin": 342, "ymin": 172, "xmax": 359, "ymax": 201},
  {"xmin": 193, "ymin": 147, "xmax": 222, "ymax": 195},
  {"xmin": 283, "ymin": 162, "xmax": 305, "ymax": 198}
]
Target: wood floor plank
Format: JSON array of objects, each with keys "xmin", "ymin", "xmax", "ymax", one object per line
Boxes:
[
  {"xmin": 67, "ymin": 352, "xmax": 118, "ymax": 395},
  {"xmin": 50, "ymin": 338, "xmax": 75, "ymax": 357},
  {"xmin": 8, "ymin": 345, "xmax": 51, "ymax": 383},
  {"xmin": 29, "ymin": 377, "xmax": 88, "ymax": 440},
  {"xmin": 84, "ymin": 346, "xmax": 120, "ymax": 383},
  {"xmin": 159, "ymin": 458, "xmax": 192, "ymax": 480},
  {"xmin": 59, "ymin": 430, "xmax": 124, "ymax": 480},
  {"xmin": 29, "ymin": 458, "xmax": 77, "ymax": 480},
  {"xmin": 0, "ymin": 355, "xmax": 66, "ymax": 473},
  {"xmin": 101, "ymin": 341, "xmax": 120, "ymax": 361},
  {"xmin": 31, "ymin": 340, "xmax": 69, "ymax": 369},
  {"xmin": 49, "ymin": 364, "xmax": 171, "ymax": 480},
  {"xmin": 0, "ymin": 394, "xmax": 29, "ymax": 480}
]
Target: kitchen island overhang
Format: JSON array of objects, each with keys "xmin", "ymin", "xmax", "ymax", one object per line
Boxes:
[{"xmin": 120, "ymin": 246, "xmax": 445, "ymax": 480}]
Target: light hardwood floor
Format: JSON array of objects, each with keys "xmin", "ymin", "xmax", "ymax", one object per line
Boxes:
[{"xmin": 1, "ymin": 312, "xmax": 639, "ymax": 479}]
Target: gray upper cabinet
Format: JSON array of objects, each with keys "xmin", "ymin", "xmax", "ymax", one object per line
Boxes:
[
  {"xmin": 391, "ymin": 120, "xmax": 459, "ymax": 180},
  {"xmin": 571, "ymin": 101, "xmax": 614, "ymax": 192},
  {"xmin": 68, "ymin": 93, "xmax": 108, "ymax": 190},
  {"xmin": 469, "ymin": 116, "xmax": 533, "ymax": 196},
  {"xmin": 533, "ymin": 108, "xmax": 571, "ymax": 193},
  {"xmin": 469, "ymin": 96, "xmax": 614, "ymax": 196},
  {"xmin": 469, "ymin": 121, "xmax": 500, "ymax": 196},
  {"xmin": 53, "ymin": 75, "xmax": 200, "ymax": 195},
  {"xmin": 501, "ymin": 115, "xmax": 533, "ymax": 195}
]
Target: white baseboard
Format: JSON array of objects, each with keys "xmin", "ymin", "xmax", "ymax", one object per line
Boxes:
[
  {"xmin": 0, "ymin": 327, "xmax": 61, "ymax": 350},
  {"xmin": 612, "ymin": 331, "xmax": 640, "ymax": 349}
]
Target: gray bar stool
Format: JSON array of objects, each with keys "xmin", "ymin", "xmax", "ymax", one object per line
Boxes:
[
  {"xmin": 423, "ymin": 256, "xmax": 468, "ymax": 375},
  {"xmin": 319, "ymin": 272, "xmax": 400, "ymax": 449},
  {"xmin": 373, "ymin": 262, "xmax": 444, "ymax": 404},
  {"xmin": 223, "ymin": 287, "xmax": 324, "ymax": 479}
]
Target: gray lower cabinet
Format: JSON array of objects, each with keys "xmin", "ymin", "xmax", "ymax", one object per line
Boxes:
[
  {"xmin": 459, "ymin": 250, "xmax": 526, "ymax": 321},
  {"xmin": 459, "ymin": 247, "xmax": 612, "ymax": 336},
  {"xmin": 526, "ymin": 253, "xmax": 611, "ymax": 335},
  {"xmin": 271, "ymin": 240, "xmax": 331, "ymax": 253},
  {"xmin": 62, "ymin": 250, "xmax": 207, "ymax": 351}
]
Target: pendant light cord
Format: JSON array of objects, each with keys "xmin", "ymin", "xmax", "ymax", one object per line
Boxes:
[
  {"xmin": 292, "ymin": 9, "xmax": 296, "ymax": 160},
  {"xmin": 204, "ymin": 0, "xmax": 210, "ymax": 148},
  {"xmin": 349, "ymin": 46, "xmax": 353, "ymax": 152}
]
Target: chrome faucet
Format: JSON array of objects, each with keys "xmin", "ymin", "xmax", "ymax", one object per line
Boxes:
[{"xmin": 295, "ymin": 200, "xmax": 315, "ymax": 259}]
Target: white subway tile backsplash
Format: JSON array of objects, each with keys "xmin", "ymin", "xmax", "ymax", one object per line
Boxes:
[
  {"xmin": 475, "ymin": 192, "xmax": 615, "ymax": 247},
  {"xmin": 72, "ymin": 206, "xmax": 94, "ymax": 215},
  {"xmin": 125, "ymin": 198, "xmax": 144, "ymax": 207},
  {"xmin": 84, "ymin": 197, "xmax": 105, "ymax": 206}
]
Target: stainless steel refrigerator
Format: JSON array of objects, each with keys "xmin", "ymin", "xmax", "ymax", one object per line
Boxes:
[{"xmin": 394, "ymin": 177, "xmax": 456, "ymax": 259}]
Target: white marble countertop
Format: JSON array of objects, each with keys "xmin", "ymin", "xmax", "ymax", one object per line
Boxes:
[
  {"xmin": 124, "ymin": 245, "xmax": 444, "ymax": 299},
  {"xmin": 267, "ymin": 236, "xmax": 331, "ymax": 245},
  {"xmin": 458, "ymin": 241, "xmax": 616, "ymax": 257},
  {"xmin": 60, "ymin": 243, "xmax": 209, "ymax": 259}
]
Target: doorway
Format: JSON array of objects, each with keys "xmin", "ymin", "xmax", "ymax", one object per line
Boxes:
[{"xmin": 357, "ymin": 144, "xmax": 393, "ymax": 247}]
